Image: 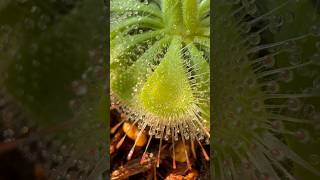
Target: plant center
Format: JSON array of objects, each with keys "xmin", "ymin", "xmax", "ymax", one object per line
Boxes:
[{"xmin": 139, "ymin": 38, "xmax": 194, "ymax": 119}]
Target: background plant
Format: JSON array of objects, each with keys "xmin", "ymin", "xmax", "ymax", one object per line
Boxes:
[
  {"xmin": 213, "ymin": 0, "xmax": 320, "ymax": 179},
  {"xmin": 0, "ymin": 0, "xmax": 106, "ymax": 179}
]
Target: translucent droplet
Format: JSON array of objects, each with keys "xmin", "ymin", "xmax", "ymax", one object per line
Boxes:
[
  {"xmin": 287, "ymin": 98, "xmax": 301, "ymax": 111},
  {"xmin": 310, "ymin": 25, "xmax": 320, "ymax": 37}
]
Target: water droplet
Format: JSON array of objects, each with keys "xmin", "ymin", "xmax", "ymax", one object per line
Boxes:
[
  {"xmin": 310, "ymin": 25, "xmax": 320, "ymax": 37},
  {"xmin": 287, "ymin": 98, "xmax": 301, "ymax": 111}
]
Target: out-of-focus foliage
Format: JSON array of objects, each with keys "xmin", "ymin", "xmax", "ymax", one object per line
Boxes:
[
  {"xmin": 213, "ymin": 0, "xmax": 320, "ymax": 179},
  {"xmin": 0, "ymin": 0, "xmax": 107, "ymax": 179}
]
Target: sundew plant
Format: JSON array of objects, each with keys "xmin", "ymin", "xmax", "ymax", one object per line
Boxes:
[
  {"xmin": 0, "ymin": 0, "xmax": 106, "ymax": 179},
  {"xmin": 213, "ymin": 0, "xmax": 320, "ymax": 179},
  {"xmin": 0, "ymin": 0, "xmax": 320, "ymax": 179},
  {"xmin": 110, "ymin": 0, "xmax": 210, "ymax": 166},
  {"xmin": 111, "ymin": 0, "xmax": 320, "ymax": 179}
]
